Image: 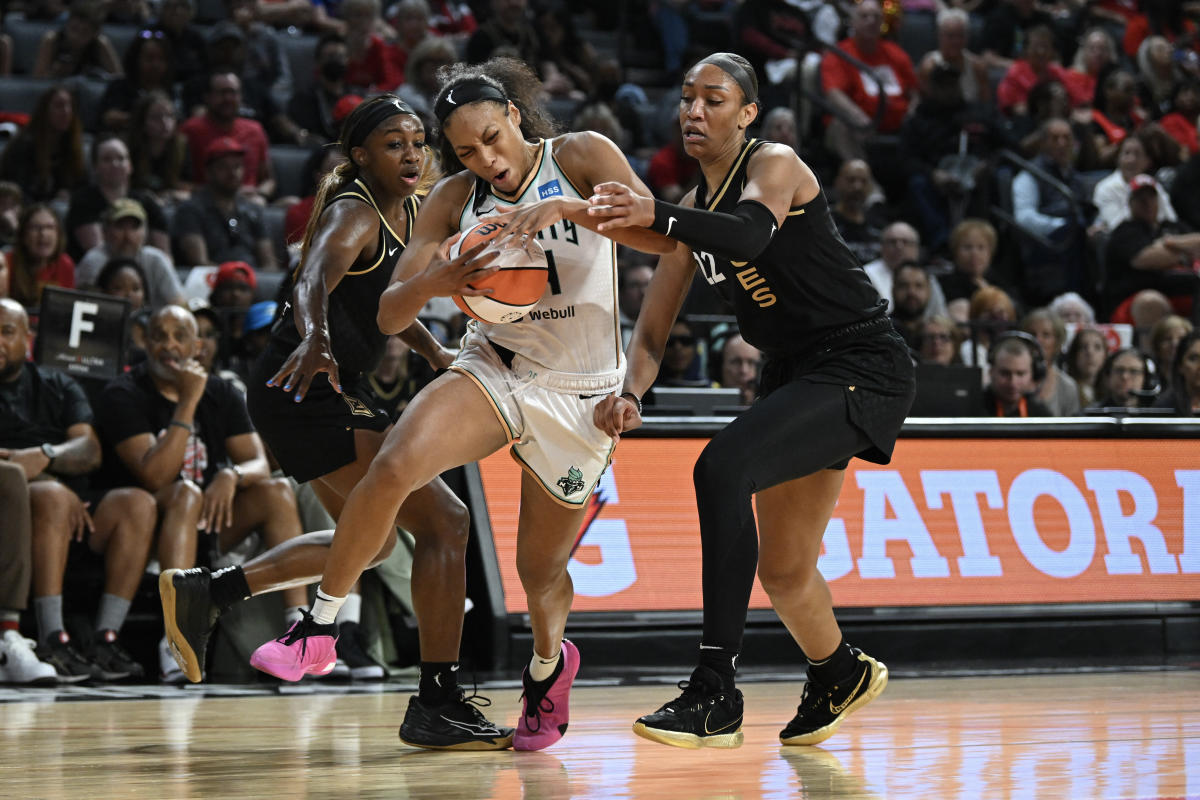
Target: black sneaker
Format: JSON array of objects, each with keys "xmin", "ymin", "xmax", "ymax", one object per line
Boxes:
[
  {"xmin": 780, "ymin": 649, "xmax": 888, "ymax": 746},
  {"xmin": 335, "ymin": 621, "xmax": 384, "ymax": 680},
  {"xmin": 159, "ymin": 567, "xmax": 220, "ymax": 683},
  {"xmin": 37, "ymin": 631, "xmax": 100, "ymax": 683},
  {"xmin": 632, "ymin": 665, "xmax": 744, "ymax": 749},
  {"xmin": 398, "ymin": 688, "xmax": 515, "ymax": 751},
  {"xmin": 89, "ymin": 630, "xmax": 145, "ymax": 681}
]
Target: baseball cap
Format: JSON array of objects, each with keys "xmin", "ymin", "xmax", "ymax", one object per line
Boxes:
[
  {"xmin": 209, "ymin": 260, "xmax": 257, "ymax": 290},
  {"xmin": 243, "ymin": 300, "xmax": 277, "ymax": 333},
  {"xmin": 205, "ymin": 136, "xmax": 246, "ymax": 163},
  {"xmin": 1129, "ymin": 173, "xmax": 1159, "ymax": 194},
  {"xmin": 105, "ymin": 197, "xmax": 147, "ymax": 225}
]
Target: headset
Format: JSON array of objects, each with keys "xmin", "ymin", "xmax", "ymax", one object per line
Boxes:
[{"xmin": 988, "ymin": 330, "xmax": 1047, "ymax": 384}]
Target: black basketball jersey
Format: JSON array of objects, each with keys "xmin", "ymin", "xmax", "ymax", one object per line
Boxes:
[
  {"xmin": 271, "ymin": 180, "xmax": 418, "ymax": 376},
  {"xmin": 692, "ymin": 138, "xmax": 886, "ymax": 357}
]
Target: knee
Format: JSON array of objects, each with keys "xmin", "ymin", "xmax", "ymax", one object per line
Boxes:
[
  {"xmin": 29, "ymin": 482, "xmax": 75, "ymax": 527},
  {"xmin": 108, "ymin": 488, "xmax": 157, "ymax": 536},
  {"xmin": 162, "ymin": 480, "xmax": 203, "ymax": 514},
  {"xmin": 260, "ymin": 477, "xmax": 300, "ymax": 512},
  {"xmin": 422, "ymin": 497, "xmax": 470, "ymax": 554},
  {"xmin": 757, "ymin": 560, "xmax": 815, "ymax": 601},
  {"xmin": 367, "ymin": 448, "xmax": 419, "ymax": 496},
  {"xmin": 693, "ymin": 442, "xmax": 738, "ymax": 495}
]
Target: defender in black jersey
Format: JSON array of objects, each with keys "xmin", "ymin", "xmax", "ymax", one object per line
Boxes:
[
  {"xmin": 593, "ymin": 53, "xmax": 916, "ymax": 749},
  {"xmin": 158, "ymin": 96, "xmax": 512, "ymax": 750}
]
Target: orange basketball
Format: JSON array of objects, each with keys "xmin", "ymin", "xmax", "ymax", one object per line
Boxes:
[{"xmin": 451, "ymin": 219, "xmax": 549, "ymax": 324}]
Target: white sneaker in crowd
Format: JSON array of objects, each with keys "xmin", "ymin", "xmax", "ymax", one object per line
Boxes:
[{"xmin": 0, "ymin": 630, "xmax": 58, "ymax": 685}]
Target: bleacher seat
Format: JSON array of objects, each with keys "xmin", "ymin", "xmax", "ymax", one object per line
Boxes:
[
  {"xmin": 279, "ymin": 32, "xmax": 319, "ymax": 96},
  {"xmin": 262, "ymin": 204, "xmax": 288, "ymax": 269},
  {"xmin": 101, "ymin": 24, "xmax": 139, "ymax": 65},
  {"xmin": 3, "ymin": 16, "xmax": 54, "ymax": 75},
  {"xmin": 897, "ymin": 11, "xmax": 938, "ymax": 68},
  {"xmin": 73, "ymin": 76, "xmax": 110, "ymax": 131},
  {"xmin": 0, "ymin": 75, "xmax": 57, "ymax": 113},
  {"xmin": 270, "ymin": 144, "xmax": 312, "ymax": 199}
]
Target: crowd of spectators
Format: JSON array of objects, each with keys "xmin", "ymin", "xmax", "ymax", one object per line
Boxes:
[{"xmin": 2, "ymin": 0, "xmax": 1200, "ymax": 684}]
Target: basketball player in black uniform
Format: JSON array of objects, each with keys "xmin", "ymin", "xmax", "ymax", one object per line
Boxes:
[
  {"xmin": 159, "ymin": 96, "xmax": 512, "ymax": 749},
  {"xmin": 591, "ymin": 54, "xmax": 917, "ymax": 748}
]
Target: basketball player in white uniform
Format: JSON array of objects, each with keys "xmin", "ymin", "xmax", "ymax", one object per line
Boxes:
[{"xmin": 257, "ymin": 57, "xmax": 671, "ymax": 751}]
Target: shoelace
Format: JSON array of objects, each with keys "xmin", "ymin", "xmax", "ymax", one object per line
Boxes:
[
  {"xmin": 275, "ymin": 610, "xmax": 326, "ymax": 658},
  {"xmin": 795, "ymin": 678, "xmax": 839, "ymax": 717},
  {"xmin": 519, "ymin": 677, "xmax": 557, "ymax": 731},
  {"xmin": 660, "ymin": 677, "xmax": 715, "ymax": 713}
]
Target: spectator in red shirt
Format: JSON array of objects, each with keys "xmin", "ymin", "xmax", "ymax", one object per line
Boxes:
[
  {"xmin": 820, "ymin": 0, "xmax": 918, "ymax": 161},
  {"xmin": 7, "ymin": 204, "xmax": 74, "ymax": 308},
  {"xmin": 342, "ymin": 0, "xmax": 403, "ymax": 91},
  {"xmin": 997, "ymin": 24, "xmax": 1089, "ymax": 116},
  {"xmin": 179, "ymin": 71, "xmax": 276, "ymax": 202},
  {"xmin": 1160, "ymin": 80, "xmax": 1200, "ymax": 156}
]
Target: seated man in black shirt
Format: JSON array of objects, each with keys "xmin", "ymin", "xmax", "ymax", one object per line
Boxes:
[
  {"xmin": 0, "ymin": 299, "xmax": 157, "ymax": 683},
  {"xmin": 1104, "ymin": 174, "xmax": 1200, "ymax": 319},
  {"xmin": 982, "ymin": 333, "xmax": 1052, "ymax": 417},
  {"xmin": 95, "ymin": 305, "xmax": 307, "ymax": 682}
]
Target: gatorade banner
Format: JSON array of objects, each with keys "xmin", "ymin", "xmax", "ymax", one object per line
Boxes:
[{"xmin": 477, "ymin": 438, "xmax": 1200, "ymax": 613}]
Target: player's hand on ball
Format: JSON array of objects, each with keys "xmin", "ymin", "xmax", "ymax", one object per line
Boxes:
[
  {"xmin": 589, "ymin": 182, "xmax": 655, "ymax": 231},
  {"xmin": 593, "ymin": 392, "xmax": 643, "ymax": 441},
  {"xmin": 426, "ymin": 239, "xmax": 499, "ymax": 297}
]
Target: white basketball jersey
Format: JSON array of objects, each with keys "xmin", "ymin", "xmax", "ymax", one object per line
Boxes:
[{"xmin": 458, "ymin": 138, "xmax": 623, "ymax": 378}]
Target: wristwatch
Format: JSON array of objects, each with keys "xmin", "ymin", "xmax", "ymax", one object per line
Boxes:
[
  {"xmin": 40, "ymin": 442, "xmax": 58, "ymax": 468},
  {"xmin": 230, "ymin": 463, "xmax": 245, "ymax": 484}
]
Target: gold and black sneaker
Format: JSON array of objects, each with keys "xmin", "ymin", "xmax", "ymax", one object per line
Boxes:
[
  {"xmin": 159, "ymin": 568, "xmax": 220, "ymax": 683},
  {"xmin": 398, "ymin": 689, "xmax": 515, "ymax": 751},
  {"xmin": 780, "ymin": 649, "xmax": 888, "ymax": 746},
  {"xmin": 632, "ymin": 665, "xmax": 744, "ymax": 749}
]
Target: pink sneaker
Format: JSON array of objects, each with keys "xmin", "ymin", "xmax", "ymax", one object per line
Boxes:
[
  {"xmin": 249, "ymin": 613, "xmax": 338, "ymax": 681},
  {"xmin": 514, "ymin": 639, "xmax": 579, "ymax": 751}
]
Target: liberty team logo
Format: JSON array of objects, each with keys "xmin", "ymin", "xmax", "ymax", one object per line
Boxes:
[{"xmin": 557, "ymin": 465, "xmax": 585, "ymax": 496}]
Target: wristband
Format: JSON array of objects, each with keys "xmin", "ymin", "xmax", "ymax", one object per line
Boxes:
[
  {"xmin": 620, "ymin": 392, "xmax": 642, "ymax": 415},
  {"xmin": 169, "ymin": 420, "xmax": 194, "ymax": 434}
]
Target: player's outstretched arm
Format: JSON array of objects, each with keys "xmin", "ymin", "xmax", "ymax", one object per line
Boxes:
[
  {"xmin": 271, "ymin": 201, "xmax": 380, "ymax": 399},
  {"xmin": 590, "ymin": 143, "xmax": 813, "ymax": 262}
]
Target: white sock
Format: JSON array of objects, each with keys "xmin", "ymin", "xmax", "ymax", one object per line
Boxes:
[
  {"xmin": 336, "ymin": 592, "xmax": 362, "ymax": 626},
  {"xmin": 283, "ymin": 606, "xmax": 306, "ymax": 627},
  {"xmin": 311, "ymin": 588, "xmax": 346, "ymax": 625},
  {"xmin": 529, "ymin": 646, "xmax": 561, "ymax": 682}
]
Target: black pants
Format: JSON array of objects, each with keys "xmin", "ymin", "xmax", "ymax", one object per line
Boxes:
[{"xmin": 694, "ymin": 380, "xmax": 873, "ymax": 652}]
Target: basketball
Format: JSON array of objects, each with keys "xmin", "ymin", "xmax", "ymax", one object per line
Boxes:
[{"xmin": 450, "ymin": 220, "xmax": 549, "ymax": 324}]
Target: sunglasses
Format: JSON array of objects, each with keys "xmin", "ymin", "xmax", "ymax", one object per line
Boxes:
[{"xmin": 667, "ymin": 335, "xmax": 696, "ymax": 347}]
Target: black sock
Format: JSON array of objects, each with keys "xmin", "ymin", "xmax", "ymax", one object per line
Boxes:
[
  {"xmin": 806, "ymin": 639, "xmax": 858, "ymax": 686},
  {"xmin": 698, "ymin": 645, "xmax": 738, "ymax": 692},
  {"xmin": 209, "ymin": 565, "xmax": 251, "ymax": 611},
  {"xmin": 419, "ymin": 661, "xmax": 459, "ymax": 704}
]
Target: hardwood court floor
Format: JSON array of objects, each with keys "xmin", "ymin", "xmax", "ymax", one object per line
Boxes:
[{"xmin": 0, "ymin": 671, "xmax": 1196, "ymax": 799}]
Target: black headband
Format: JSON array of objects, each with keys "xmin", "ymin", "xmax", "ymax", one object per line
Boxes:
[
  {"xmin": 697, "ymin": 53, "xmax": 758, "ymax": 105},
  {"xmin": 435, "ymin": 78, "xmax": 509, "ymax": 125},
  {"xmin": 347, "ymin": 97, "xmax": 414, "ymax": 149}
]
